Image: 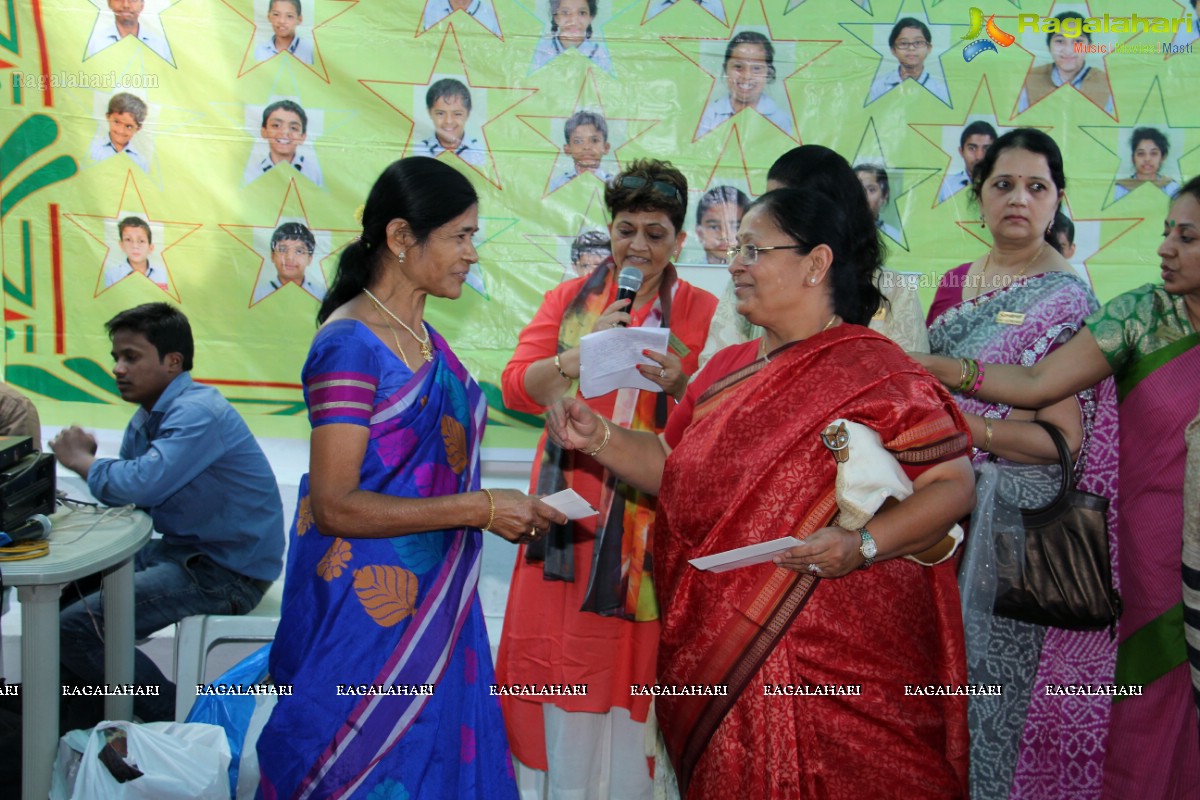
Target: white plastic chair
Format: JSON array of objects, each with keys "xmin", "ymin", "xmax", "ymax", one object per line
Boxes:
[{"xmin": 173, "ymin": 581, "xmax": 282, "ymax": 721}]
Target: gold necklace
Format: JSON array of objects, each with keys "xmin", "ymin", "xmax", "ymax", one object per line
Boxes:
[
  {"xmin": 761, "ymin": 314, "xmax": 839, "ymax": 362},
  {"xmin": 363, "ymin": 289, "xmax": 433, "ymax": 362},
  {"xmin": 369, "ymin": 303, "xmax": 411, "ymax": 370},
  {"xmin": 979, "ymin": 243, "xmax": 1045, "ymax": 297}
]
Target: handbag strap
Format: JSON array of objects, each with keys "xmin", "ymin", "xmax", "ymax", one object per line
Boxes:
[{"xmin": 1021, "ymin": 419, "xmax": 1075, "ymax": 520}]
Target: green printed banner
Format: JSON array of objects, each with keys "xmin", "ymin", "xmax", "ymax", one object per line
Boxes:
[{"xmin": 2, "ymin": 0, "xmax": 1195, "ymax": 444}]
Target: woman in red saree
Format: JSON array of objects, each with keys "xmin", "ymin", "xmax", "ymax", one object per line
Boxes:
[{"xmin": 547, "ymin": 187, "xmax": 976, "ymax": 798}]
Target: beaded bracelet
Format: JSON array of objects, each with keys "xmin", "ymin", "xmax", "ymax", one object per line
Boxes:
[
  {"xmin": 481, "ymin": 488, "xmax": 496, "ymax": 532},
  {"xmin": 583, "ymin": 417, "xmax": 611, "ymax": 457},
  {"xmin": 554, "ymin": 353, "xmax": 570, "ymax": 380},
  {"xmin": 964, "ymin": 362, "xmax": 986, "ymax": 398}
]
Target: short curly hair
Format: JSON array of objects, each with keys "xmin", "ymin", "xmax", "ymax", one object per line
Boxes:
[{"xmin": 604, "ymin": 159, "xmax": 689, "ymax": 232}]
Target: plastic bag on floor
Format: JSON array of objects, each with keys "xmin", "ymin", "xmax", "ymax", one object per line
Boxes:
[
  {"xmin": 51, "ymin": 720, "xmax": 230, "ymax": 800},
  {"xmin": 185, "ymin": 643, "xmax": 275, "ymax": 799}
]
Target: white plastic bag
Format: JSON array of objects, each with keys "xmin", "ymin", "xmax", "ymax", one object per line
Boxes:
[{"xmin": 53, "ymin": 720, "xmax": 231, "ymax": 800}]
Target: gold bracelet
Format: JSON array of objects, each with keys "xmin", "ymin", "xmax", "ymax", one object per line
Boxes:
[
  {"xmin": 981, "ymin": 419, "xmax": 994, "ymax": 452},
  {"xmin": 481, "ymin": 488, "xmax": 496, "ymax": 532},
  {"xmin": 582, "ymin": 417, "xmax": 611, "ymax": 457},
  {"xmin": 554, "ymin": 353, "xmax": 570, "ymax": 380}
]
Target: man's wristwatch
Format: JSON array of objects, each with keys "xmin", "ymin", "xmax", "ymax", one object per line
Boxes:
[{"xmin": 857, "ymin": 527, "xmax": 877, "ymax": 569}]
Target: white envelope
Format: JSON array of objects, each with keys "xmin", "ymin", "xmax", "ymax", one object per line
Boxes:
[
  {"xmin": 540, "ymin": 488, "xmax": 599, "ymax": 520},
  {"xmin": 688, "ymin": 536, "xmax": 804, "ymax": 573}
]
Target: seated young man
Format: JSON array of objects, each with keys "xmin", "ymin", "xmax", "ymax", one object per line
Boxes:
[
  {"xmin": 245, "ymin": 99, "xmax": 323, "ymax": 186},
  {"xmin": 415, "ymin": 78, "xmax": 486, "ymax": 168},
  {"xmin": 90, "ymin": 93, "xmax": 149, "ymax": 172},
  {"xmin": 50, "ymin": 303, "xmax": 284, "ymax": 726},
  {"xmin": 254, "ymin": 0, "xmax": 314, "ymax": 64},
  {"xmin": 103, "ymin": 216, "xmax": 168, "ymax": 290},
  {"xmin": 548, "ymin": 110, "xmax": 611, "ymax": 191}
]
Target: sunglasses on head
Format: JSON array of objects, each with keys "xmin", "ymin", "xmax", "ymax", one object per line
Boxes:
[{"xmin": 617, "ymin": 176, "xmax": 682, "ymax": 202}]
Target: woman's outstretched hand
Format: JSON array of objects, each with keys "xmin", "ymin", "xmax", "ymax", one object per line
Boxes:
[
  {"xmin": 486, "ymin": 489, "xmax": 568, "ymax": 544},
  {"xmin": 546, "ymin": 397, "xmax": 603, "ymax": 452}
]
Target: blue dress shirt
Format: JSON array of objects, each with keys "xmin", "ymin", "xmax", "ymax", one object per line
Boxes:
[{"xmin": 87, "ymin": 372, "xmax": 284, "ymax": 581}]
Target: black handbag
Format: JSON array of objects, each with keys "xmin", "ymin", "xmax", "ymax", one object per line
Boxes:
[{"xmin": 992, "ymin": 419, "xmax": 1122, "ymax": 631}]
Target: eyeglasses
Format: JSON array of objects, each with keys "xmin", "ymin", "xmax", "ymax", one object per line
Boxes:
[
  {"xmin": 726, "ymin": 243, "xmax": 807, "ymax": 265},
  {"xmin": 617, "ymin": 176, "xmax": 682, "ymax": 202},
  {"xmin": 893, "ymin": 39, "xmax": 930, "ymax": 50}
]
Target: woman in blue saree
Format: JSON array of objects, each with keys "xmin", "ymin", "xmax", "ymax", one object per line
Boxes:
[{"xmin": 257, "ymin": 158, "xmax": 566, "ymax": 800}]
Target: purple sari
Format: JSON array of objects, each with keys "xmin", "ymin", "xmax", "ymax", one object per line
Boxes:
[
  {"xmin": 929, "ymin": 267, "xmax": 1120, "ymax": 800},
  {"xmin": 257, "ymin": 320, "xmax": 516, "ymax": 800}
]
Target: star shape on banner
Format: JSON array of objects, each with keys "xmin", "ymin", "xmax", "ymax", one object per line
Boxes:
[
  {"xmin": 63, "ymin": 171, "xmax": 201, "ymax": 302},
  {"xmin": 360, "ymin": 26, "xmax": 535, "ymax": 188},
  {"xmin": 679, "ymin": 127, "xmax": 758, "ymax": 266},
  {"xmin": 662, "ymin": 0, "xmax": 838, "ymax": 142},
  {"xmin": 1008, "ymin": 0, "xmax": 1124, "ymax": 121},
  {"xmin": 225, "ymin": 0, "xmax": 355, "ymax": 82},
  {"xmin": 643, "ymin": 0, "xmax": 730, "ymax": 27},
  {"xmin": 223, "ymin": 0, "xmax": 356, "ymax": 81},
  {"xmin": 1079, "ymin": 77, "xmax": 1200, "ymax": 209},
  {"xmin": 218, "ymin": 181, "xmax": 355, "ymax": 308},
  {"xmin": 83, "ymin": 0, "xmax": 180, "ymax": 67},
  {"xmin": 65, "ymin": 70, "xmax": 203, "ymax": 190},
  {"xmin": 909, "ymin": 77, "xmax": 1049, "ymax": 208},
  {"xmin": 851, "ymin": 117, "xmax": 939, "ymax": 252},
  {"xmin": 417, "ymin": 0, "xmax": 504, "ymax": 40},
  {"xmin": 517, "ymin": 70, "xmax": 659, "ymax": 197},
  {"xmin": 953, "ymin": 199, "xmax": 1143, "ymax": 294},
  {"xmin": 842, "ymin": 0, "xmax": 955, "ymax": 109},
  {"xmin": 785, "ymin": 0, "xmax": 871, "ymax": 15},
  {"xmin": 522, "ymin": 189, "xmax": 611, "ymax": 283},
  {"xmin": 518, "ymin": 0, "xmax": 622, "ymax": 72}
]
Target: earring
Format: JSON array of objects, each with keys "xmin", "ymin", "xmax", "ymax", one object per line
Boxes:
[
  {"xmin": 397, "ymin": 250, "xmax": 406, "ymax": 264},
  {"xmin": 1045, "ymin": 222, "xmax": 1053, "ymax": 237},
  {"xmin": 808, "ymin": 276, "xmax": 818, "ymax": 285}
]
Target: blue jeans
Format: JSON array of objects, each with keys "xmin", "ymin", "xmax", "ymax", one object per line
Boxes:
[{"xmin": 59, "ymin": 539, "xmax": 266, "ymax": 724}]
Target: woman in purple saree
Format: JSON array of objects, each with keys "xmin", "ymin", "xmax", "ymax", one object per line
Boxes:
[
  {"xmin": 925, "ymin": 129, "xmax": 1120, "ymax": 800},
  {"xmin": 919, "ymin": 173, "xmax": 1200, "ymax": 798},
  {"xmin": 257, "ymin": 159, "xmax": 566, "ymax": 800}
]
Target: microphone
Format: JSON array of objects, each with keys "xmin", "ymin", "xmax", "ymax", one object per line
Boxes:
[
  {"xmin": 5, "ymin": 513, "xmax": 51, "ymax": 543},
  {"xmin": 615, "ymin": 267, "xmax": 643, "ymax": 327}
]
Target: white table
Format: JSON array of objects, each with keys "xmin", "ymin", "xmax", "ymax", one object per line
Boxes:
[{"xmin": 2, "ymin": 505, "xmax": 152, "ymax": 800}]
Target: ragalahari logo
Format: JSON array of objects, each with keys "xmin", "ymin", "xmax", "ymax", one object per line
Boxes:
[{"xmin": 961, "ymin": 8, "xmax": 1015, "ymax": 61}]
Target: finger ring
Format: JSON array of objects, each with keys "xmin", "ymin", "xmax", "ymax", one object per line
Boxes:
[
  {"xmin": 807, "ymin": 563, "xmax": 821, "ymax": 574},
  {"xmin": 659, "ymin": 368, "xmax": 667, "ymax": 379}
]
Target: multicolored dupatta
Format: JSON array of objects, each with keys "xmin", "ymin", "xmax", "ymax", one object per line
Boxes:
[{"xmin": 526, "ymin": 258, "xmax": 676, "ymax": 621}]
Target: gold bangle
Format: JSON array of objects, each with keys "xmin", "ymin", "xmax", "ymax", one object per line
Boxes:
[
  {"xmin": 981, "ymin": 419, "xmax": 994, "ymax": 452},
  {"xmin": 481, "ymin": 488, "xmax": 496, "ymax": 532},
  {"xmin": 554, "ymin": 353, "xmax": 570, "ymax": 380},
  {"xmin": 582, "ymin": 417, "xmax": 611, "ymax": 457}
]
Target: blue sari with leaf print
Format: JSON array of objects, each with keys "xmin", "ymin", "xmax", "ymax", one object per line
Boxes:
[{"xmin": 257, "ymin": 319, "xmax": 516, "ymax": 800}]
